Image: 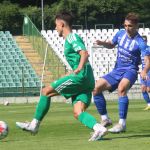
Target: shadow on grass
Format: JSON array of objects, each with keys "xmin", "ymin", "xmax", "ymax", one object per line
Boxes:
[
  {"xmin": 0, "ymin": 138, "xmax": 41, "ymax": 143},
  {"xmin": 102, "ymin": 132, "xmax": 150, "ymax": 141}
]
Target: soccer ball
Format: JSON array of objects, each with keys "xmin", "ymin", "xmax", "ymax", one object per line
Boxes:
[
  {"xmin": 0, "ymin": 121, "xmax": 9, "ymax": 140},
  {"xmin": 4, "ymin": 101, "xmax": 9, "ymax": 106}
]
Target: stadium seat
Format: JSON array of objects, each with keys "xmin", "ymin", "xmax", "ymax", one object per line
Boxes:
[
  {"xmin": 0, "ymin": 31, "xmax": 41, "ymax": 90},
  {"xmin": 138, "ymin": 28, "xmax": 145, "ymax": 35},
  {"xmin": 0, "ymin": 31, "xmax": 4, "ymax": 36},
  {"xmin": 72, "ymin": 29, "xmax": 77, "ymax": 33},
  {"xmin": 40, "ymin": 28, "xmax": 150, "ymax": 82},
  {"xmin": 2, "ymin": 82, "xmax": 9, "ymax": 88}
]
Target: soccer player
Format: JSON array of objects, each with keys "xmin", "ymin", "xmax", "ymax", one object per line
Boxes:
[
  {"xmin": 93, "ymin": 12, "xmax": 150, "ymax": 133},
  {"xmin": 140, "ymin": 35, "xmax": 150, "ymax": 110},
  {"xmin": 16, "ymin": 11, "xmax": 107, "ymax": 141}
]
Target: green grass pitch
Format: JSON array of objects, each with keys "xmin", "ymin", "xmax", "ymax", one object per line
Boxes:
[{"xmin": 0, "ymin": 100, "xmax": 150, "ymax": 150}]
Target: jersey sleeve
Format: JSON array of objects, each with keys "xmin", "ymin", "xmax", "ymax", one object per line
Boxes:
[
  {"xmin": 66, "ymin": 33, "xmax": 86, "ymax": 52},
  {"xmin": 139, "ymin": 39, "xmax": 150, "ymax": 56},
  {"xmin": 112, "ymin": 30, "xmax": 122, "ymax": 45},
  {"xmin": 145, "ymin": 46, "xmax": 150, "ymax": 56}
]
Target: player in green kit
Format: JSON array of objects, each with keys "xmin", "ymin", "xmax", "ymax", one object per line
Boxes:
[{"xmin": 16, "ymin": 11, "xmax": 107, "ymax": 141}]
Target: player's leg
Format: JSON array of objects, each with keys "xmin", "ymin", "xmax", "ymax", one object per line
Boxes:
[
  {"xmin": 16, "ymin": 85, "xmax": 58, "ymax": 134},
  {"xmin": 34, "ymin": 85, "xmax": 60, "ymax": 121},
  {"xmin": 145, "ymin": 86, "xmax": 150, "ymax": 110},
  {"xmin": 93, "ymin": 72, "xmax": 119, "ymax": 127},
  {"xmin": 109, "ymin": 70, "xmax": 137, "ymax": 133},
  {"xmin": 141, "ymin": 85, "xmax": 150, "ymax": 110},
  {"xmin": 16, "ymin": 75, "xmax": 74, "ymax": 133},
  {"xmin": 72, "ymin": 94, "xmax": 107, "ymax": 141},
  {"xmin": 93, "ymin": 78, "xmax": 112, "ymax": 127},
  {"xmin": 16, "ymin": 74, "xmax": 89, "ymax": 134},
  {"xmin": 141, "ymin": 75, "xmax": 150, "ymax": 110},
  {"xmin": 108, "ymin": 78, "xmax": 130, "ymax": 133}
]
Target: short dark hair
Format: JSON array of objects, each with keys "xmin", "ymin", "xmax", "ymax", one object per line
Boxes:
[
  {"xmin": 125, "ymin": 12, "xmax": 139, "ymax": 24},
  {"xmin": 55, "ymin": 11, "xmax": 74, "ymax": 27}
]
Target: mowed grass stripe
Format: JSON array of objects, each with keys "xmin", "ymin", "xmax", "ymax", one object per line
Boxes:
[{"xmin": 0, "ymin": 100, "xmax": 150, "ymax": 150}]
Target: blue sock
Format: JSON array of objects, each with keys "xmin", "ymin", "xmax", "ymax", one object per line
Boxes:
[
  {"xmin": 118, "ymin": 96, "xmax": 129, "ymax": 119},
  {"xmin": 142, "ymin": 92, "xmax": 150, "ymax": 104},
  {"xmin": 94, "ymin": 93, "xmax": 107, "ymax": 115}
]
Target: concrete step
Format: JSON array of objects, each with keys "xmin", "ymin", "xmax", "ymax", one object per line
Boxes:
[
  {"xmin": 14, "ymin": 36, "xmax": 53, "ymax": 85},
  {"xmin": 25, "ymin": 53, "xmax": 40, "ymax": 57}
]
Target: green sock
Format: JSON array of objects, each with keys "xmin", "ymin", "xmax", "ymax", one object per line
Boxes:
[
  {"xmin": 78, "ymin": 112, "xmax": 97, "ymax": 129},
  {"xmin": 34, "ymin": 95, "xmax": 51, "ymax": 121}
]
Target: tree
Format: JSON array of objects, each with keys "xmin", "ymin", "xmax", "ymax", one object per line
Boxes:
[
  {"xmin": 0, "ymin": 0, "xmax": 150, "ymax": 34},
  {"xmin": 0, "ymin": 1, "xmax": 22, "ymax": 34}
]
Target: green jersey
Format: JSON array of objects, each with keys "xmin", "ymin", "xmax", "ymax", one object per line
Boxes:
[
  {"xmin": 64, "ymin": 33, "xmax": 88, "ymax": 70},
  {"xmin": 51, "ymin": 33, "xmax": 95, "ymax": 105},
  {"xmin": 64, "ymin": 33, "xmax": 94, "ymax": 79}
]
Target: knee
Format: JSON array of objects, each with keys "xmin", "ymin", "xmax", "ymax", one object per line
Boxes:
[
  {"xmin": 142, "ymin": 89, "xmax": 146, "ymax": 93},
  {"xmin": 147, "ymin": 88, "xmax": 150, "ymax": 93},
  {"xmin": 118, "ymin": 87, "xmax": 126, "ymax": 96},
  {"xmin": 73, "ymin": 111, "xmax": 79, "ymax": 119},
  {"xmin": 41, "ymin": 87, "xmax": 49, "ymax": 96},
  {"xmin": 141, "ymin": 88, "xmax": 145, "ymax": 92},
  {"xmin": 93, "ymin": 87, "xmax": 99, "ymax": 96},
  {"xmin": 141, "ymin": 86, "xmax": 146, "ymax": 92},
  {"xmin": 73, "ymin": 111, "xmax": 82, "ymax": 119}
]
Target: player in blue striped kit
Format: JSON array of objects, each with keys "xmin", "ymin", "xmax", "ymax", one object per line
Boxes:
[
  {"xmin": 93, "ymin": 12, "xmax": 150, "ymax": 133},
  {"xmin": 140, "ymin": 35, "xmax": 150, "ymax": 110}
]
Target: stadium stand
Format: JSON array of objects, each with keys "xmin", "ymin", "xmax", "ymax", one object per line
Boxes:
[
  {"xmin": 0, "ymin": 31, "xmax": 41, "ymax": 96},
  {"xmin": 40, "ymin": 28, "xmax": 150, "ymax": 100},
  {"xmin": 41, "ymin": 28, "xmax": 119, "ymax": 78},
  {"xmin": 41, "ymin": 28, "xmax": 149, "ymax": 79},
  {"xmin": 41, "ymin": 30, "xmax": 71, "ymax": 70}
]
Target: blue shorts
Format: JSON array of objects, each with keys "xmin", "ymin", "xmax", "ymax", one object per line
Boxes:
[
  {"xmin": 102, "ymin": 69, "xmax": 138, "ymax": 92},
  {"xmin": 140, "ymin": 71, "xmax": 150, "ymax": 87}
]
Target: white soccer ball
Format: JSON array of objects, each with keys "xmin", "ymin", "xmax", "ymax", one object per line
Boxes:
[
  {"xmin": 0, "ymin": 121, "xmax": 9, "ymax": 140},
  {"xmin": 4, "ymin": 101, "xmax": 9, "ymax": 106}
]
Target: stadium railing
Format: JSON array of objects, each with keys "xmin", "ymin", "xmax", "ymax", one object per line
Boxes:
[{"xmin": 23, "ymin": 15, "xmax": 67, "ymax": 81}]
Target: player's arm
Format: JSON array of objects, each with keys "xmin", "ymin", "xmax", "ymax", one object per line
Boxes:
[
  {"xmin": 140, "ymin": 45, "xmax": 150, "ymax": 80},
  {"xmin": 94, "ymin": 30, "xmax": 122, "ymax": 49},
  {"xmin": 73, "ymin": 50, "xmax": 89, "ymax": 74},
  {"xmin": 141, "ymin": 55, "xmax": 150, "ymax": 80},
  {"xmin": 95, "ymin": 40, "xmax": 115, "ymax": 49}
]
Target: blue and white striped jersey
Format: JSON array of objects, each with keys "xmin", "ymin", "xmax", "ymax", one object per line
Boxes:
[
  {"xmin": 112, "ymin": 29, "xmax": 150, "ymax": 71},
  {"xmin": 141, "ymin": 46, "xmax": 150, "ymax": 69}
]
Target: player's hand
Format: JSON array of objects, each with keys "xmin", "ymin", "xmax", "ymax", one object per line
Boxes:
[
  {"xmin": 73, "ymin": 68, "xmax": 81, "ymax": 74},
  {"xmin": 140, "ymin": 70, "xmax": 148, "ymax": 80},
  {"xmin": 93, "ymin": 40, "xmax": 102, "ymax": 46}
]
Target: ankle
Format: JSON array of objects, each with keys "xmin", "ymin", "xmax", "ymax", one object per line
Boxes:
[
  {"xmin": 30, "ymin": 118, "xmax": 40, "ymax": 128},
  {"xmin": 119, "ymin": 119, "xmax": 126, "ymax": 127},
  {"xmin": 93, "ymin": 123, "xmax": 106, "ymax": 131},
  {"xmin": 101, "ymin": 114, "xmax": 109, "ymax": 121}
]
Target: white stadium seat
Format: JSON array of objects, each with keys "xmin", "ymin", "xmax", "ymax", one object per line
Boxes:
[
  {"xmin": 41, "ymin": 28, "xmax": 150, "ymax": 81},
  {"xmin": 138, "ymin": 28, "xmax": 145, "ymax": 36}
]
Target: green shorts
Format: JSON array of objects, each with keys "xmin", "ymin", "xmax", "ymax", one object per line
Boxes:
[
  {"xmin": 51, "ymin": 73, "xmax": 94, "ymax": 107},
  {"xmin": 71, "ymin": 92, "xmax": 92, "ymax": 107}
]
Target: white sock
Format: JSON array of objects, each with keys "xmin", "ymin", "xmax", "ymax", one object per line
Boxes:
[
  {"xmin": 119, "ymin": 119, "xmax": 126, "ymax": 127},
  {"xmin": 148, "ymin": 103, "xmax": 150, "ymax": 106},
  {"xmin": 30, "ymin": 118, "xmax": 40, "ymax": 128},
  {"xmin": 101, "ymin": 114, "xmax": 109, "ymax": 121},
  {"xmin": 93, "ymin": 123, "xmax": 105, "ymax": 131}
]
